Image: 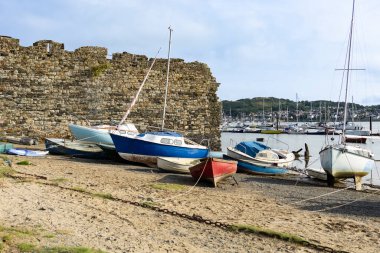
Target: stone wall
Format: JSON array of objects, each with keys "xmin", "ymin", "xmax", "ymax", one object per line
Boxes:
[{"xmin": 0, "ymin": 36, "xmax": 221, "ymax": 149}]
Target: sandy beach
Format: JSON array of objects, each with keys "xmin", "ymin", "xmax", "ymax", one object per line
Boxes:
[{"xmin": 0, "ymin": 150, "xmax": 379, "ymax": 253}]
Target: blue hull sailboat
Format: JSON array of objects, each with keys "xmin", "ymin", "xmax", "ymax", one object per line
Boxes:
[
  {"xmin": 110, "ymin": 132, "xmax": 208, "ymax": 167},
  {"xmin": 69, "ymin": 123, "xmax": 139, "ymax": 145},
  {"xmin": 111, "ymin": 27, "xmax": 208, "ymax": 166}
]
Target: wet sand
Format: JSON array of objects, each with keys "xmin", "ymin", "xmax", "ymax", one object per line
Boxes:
[{"xmin": 0, "ymin": 152, "xmax": 379, "ymax": 252}]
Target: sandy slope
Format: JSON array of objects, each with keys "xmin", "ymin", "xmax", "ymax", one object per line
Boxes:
[{"xmin": 0, "ymin": 154, "xmax": 379, "ymax": 252}]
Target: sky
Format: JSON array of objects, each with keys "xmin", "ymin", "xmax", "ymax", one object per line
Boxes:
[{"xmin": 1, "ymin": 0, "xmax": 380, "ymax": 105}]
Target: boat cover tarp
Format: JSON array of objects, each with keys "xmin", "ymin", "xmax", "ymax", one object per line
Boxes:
[{"xmin": 235, "ymin": 141, "xmax": 269, "ymax": 158}]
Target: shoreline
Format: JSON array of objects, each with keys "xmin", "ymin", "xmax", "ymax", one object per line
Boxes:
[{"xmin": 0, "ymin": 152, "xmax": 379, "ymax": 252}]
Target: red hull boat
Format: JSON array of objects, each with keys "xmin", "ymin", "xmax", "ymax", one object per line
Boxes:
[
  {"xmin": 344, "ymin": 136, "xmax": 367, "ymax": 144},
  {"xmin": 189, "ymin": 158, "xmax": 237, "ymax": 187}
]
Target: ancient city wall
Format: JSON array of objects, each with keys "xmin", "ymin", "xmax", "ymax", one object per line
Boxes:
[{"xmin": 0, "ymin": 36, "xmax": 221, "ymax": 149}]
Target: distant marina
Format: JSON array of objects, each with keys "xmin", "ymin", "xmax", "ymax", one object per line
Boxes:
[{"xmin": 221, "ymin": 122, "xmax": 380, "ymax": 187}]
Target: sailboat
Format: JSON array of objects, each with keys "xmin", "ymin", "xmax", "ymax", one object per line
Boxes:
[
  {"xmin": 319, "ymin": 0, "xmax": 375, "ymax": 190},
  {"xmin": 111, "ymin": 27, "xmax": 209, "ymax": 167},
  {"xmin": 287, "ymin": 93, "xmax": 304, "ymax": 134}
]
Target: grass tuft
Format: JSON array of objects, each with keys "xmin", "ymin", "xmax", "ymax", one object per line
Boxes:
[
  {"xmin": 150, "ymin": 183, "xmax": 186, "ymax": 191},
  {"xmin": 230, "ymin": 224, "xmax": 308, "ymax": 245},
  {"xmin": 0, "ymin": 167, "xmax": 15, "ymax": 177},
  {"xmin": 141, "ymin": 201, "xmax": 159, "ymax": 208},
  {"xmin": 2, "ymin": 234, "xmax": 12, "ymax": 243},
  {"xmin": 17, "ymin": 243, "xmax": 36, "ymax": 252},
  {"xmin": 42, "ymin": 233, "xmax": 55, "ymax": 239},
  {"xmin": 71, "ymin": 187, "xmax": 88, "ymax": 193},
  {"xmin": 39, "ymin": 246, "xmax": 107, "ymax": 253},
  {"xmin": 93, "ymin": 193, "xmax": 114, "ymax": 200},
  {"xmin": 51, "ymin": 178, "xmax": 68, "ymax": 184},
  {"xmin": 16, "ymin": 160, "xmax": 32, "ymax": 165}
]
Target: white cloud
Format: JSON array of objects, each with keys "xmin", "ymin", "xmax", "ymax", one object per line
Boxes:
[{"xmin": 1, "ymin": 0, "xmax": 380, "ymax": 104}]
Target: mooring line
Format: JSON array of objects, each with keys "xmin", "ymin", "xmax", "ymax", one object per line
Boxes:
[
  {"xmin": 293, "ymin": 186, "xmax": 352, "ymax": 204},
  {"xmin": 310, "ymin": 188, "xmax": 380, "ymax": 212}
]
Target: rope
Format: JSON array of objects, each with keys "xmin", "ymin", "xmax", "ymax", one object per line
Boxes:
[
  {"xmin": 310, "ymin": 188, "xmax": 380, "ymax": 212},
  {"xmin": 293, "ymin": 186, "xmax": 352, "ymax": 204},
  {"xmin": 154, "ymin": 157, "xmax": 211, "ymax": 203}
]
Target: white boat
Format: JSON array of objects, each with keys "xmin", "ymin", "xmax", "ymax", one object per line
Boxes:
[
  {"xmin": 227, "ymin": 141, "xmax": 295, "ymax": 168},
  {"xmin": 306, "ymin": 167, "xmax": 327, "ymax": 181},
  {"xmin": 157, "ymin": 157, "xmax": 200, "ymax": 174},
  {"xmin": 319, "ymin": 0, "xmax": 375, "ymax": 190},
  {"xmin": 7, "ymin": 148, "xmax": 49, "ymax": 157},
  {"xmin": 320, "ymin": 144, "xmax": 374, "ymax": 178},
  {"xmin": 69, "ymin": 123, "xmax": 139, "ymax": 145}
]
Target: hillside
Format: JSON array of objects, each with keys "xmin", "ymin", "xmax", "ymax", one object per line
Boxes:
[{"xmin": 222, "ymin": 97, "xmax": 380, "ymax": 121}]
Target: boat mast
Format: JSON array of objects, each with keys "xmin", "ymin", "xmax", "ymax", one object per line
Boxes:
[
  {"xmin": 296, "ymin": 93, "xmax": 299, "ymax": 124},
  {"xmin": 262, "ymin": 97, "xmax": 265, "ymax": 124},
  {"xmin": 351, "ymin": 96, "xmax": 355, "ymax": 122},
  {"xmin": 161, "ymin": 26, "xmax": 173, "ymax": 131},
  {"xmin": 342, "ymin": 0, "xmax": 356, "ymax": 142}
]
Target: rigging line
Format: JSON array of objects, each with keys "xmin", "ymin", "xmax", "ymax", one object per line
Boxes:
[
  {"xmin": 153, "ymin": 156, "xmax": 211, "ymax": 204},
  {"xmin": 292, "ymin": 156, "xmax": 321, "ymax": 187},
  {"xmin": 293, "ymin": 186, "xmax": 352, "ymax": 204},
  {"xmin": 118, "ymin": 47, "xmax": 161, "ymax": 126},
  {"xmin": 310, "ymin": 188, "xmax": 379, "ymax": 212}
]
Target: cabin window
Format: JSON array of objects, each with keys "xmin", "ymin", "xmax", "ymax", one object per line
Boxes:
[
  {"xmin": 174, "ymin": 139, "xmax": 182, "ymax": 146},
  {"xmin": 160, "ymin": 138, "xmax": 173, "ymax": 144},
  {"xmin": 271, "ymin": 154, "xmax": 278, "ymax": 159},
  {"xmin": 119, "ymin": 130, "xmax": 126, "ymax": 134}
]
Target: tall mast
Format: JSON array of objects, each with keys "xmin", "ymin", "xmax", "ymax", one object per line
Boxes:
[
  {"xmin": 262, "ymin": 97, "xmax": 265, "ymax": 123},
  {"xmin": 286, "ymin": 107, "xmax": 289, "ymax": 123},
  {"xmin": 342, "ymin": 0, "xmax": 355, "ymax": 142},
  {"xmin": 296, "ymin": 93, "xmax": 299, "ymax": 124},
  {"xmin": 161, "ymin": 26, "xmax": 173, "ymax": 131},
  {"xmin": 351, "ymin": 96, "xmax": 354, "ymax": 122},
  {"xmin": 310, "ymin": 101, "xmax": 313, "ymax": 121}
]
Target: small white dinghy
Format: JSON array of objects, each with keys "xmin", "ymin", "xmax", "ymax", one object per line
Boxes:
[
  {"xmin": 7, "ymin": 148, "xmax": 49, "ymax": 157},
  {"xmin": 306, "ymin": 168, "xmax": 327, "ymax": 181},
  {"xmin": 157, "ymin": 157, "xmax": 200, "ymax": 174}
]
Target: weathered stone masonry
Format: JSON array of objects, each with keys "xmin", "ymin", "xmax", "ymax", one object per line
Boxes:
[{"xmin": 0, "ymin": 36, "xmax": 221, "ymax": 149}]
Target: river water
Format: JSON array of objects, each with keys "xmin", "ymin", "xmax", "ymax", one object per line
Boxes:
[{"xmin": 220, "ymin": 121, "xmax": 380, "ymax": 186}]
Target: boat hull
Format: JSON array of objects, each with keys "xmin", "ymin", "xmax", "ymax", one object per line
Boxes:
[
  {"xmin": 69, "ymin": 124, "xmax": 113, "ymax": 144},
  {"xmin": 45, "ymin": 138, "xmax": 105, "ymax": 159},
  {"xmin": 189, "ymin": 158, "xmax": 237, "ymax": 187},
  {"xmin": 306, "ymin": 168, "xmax": 327, "ymax": 181},
  {"xmin": 97, "ymin": 143, "xmax": 127, "ymax": 162},
  {"xmin": 110, "ymin": 133, "xmax": 208, "ymax": 166},
  {"xmin": 319, "ymin": 145, "xmax": 374, "ymax": 178},
  {"xmin": 344, "ymin": 135, "xmax": 367, "ymax": 144},
  {"xmin": 227, "ymin": 147, "xmax": 293, "ymax": 167},
  {"xmin": 69, "ymin": 124, "xmax": 138, "ymax": 145},
  {"xmin": 234, "ymin": 158, "xmax": 288, "ymax": 175},
  {"xmin": 0, "ymin": 142, "xmax": 13, "ymax": 154},
  {"xmin": 7, "ymin": 148, "xmax": 48, "ymax": 157},
  {"xmin": 157, "ymin": 157, "xmax": 200, "ymax": 174}
]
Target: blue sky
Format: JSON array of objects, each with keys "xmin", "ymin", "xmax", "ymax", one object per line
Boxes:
[{"xmin": 1, "ymin": 0, "xmax": 380, "ymax": 105}]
